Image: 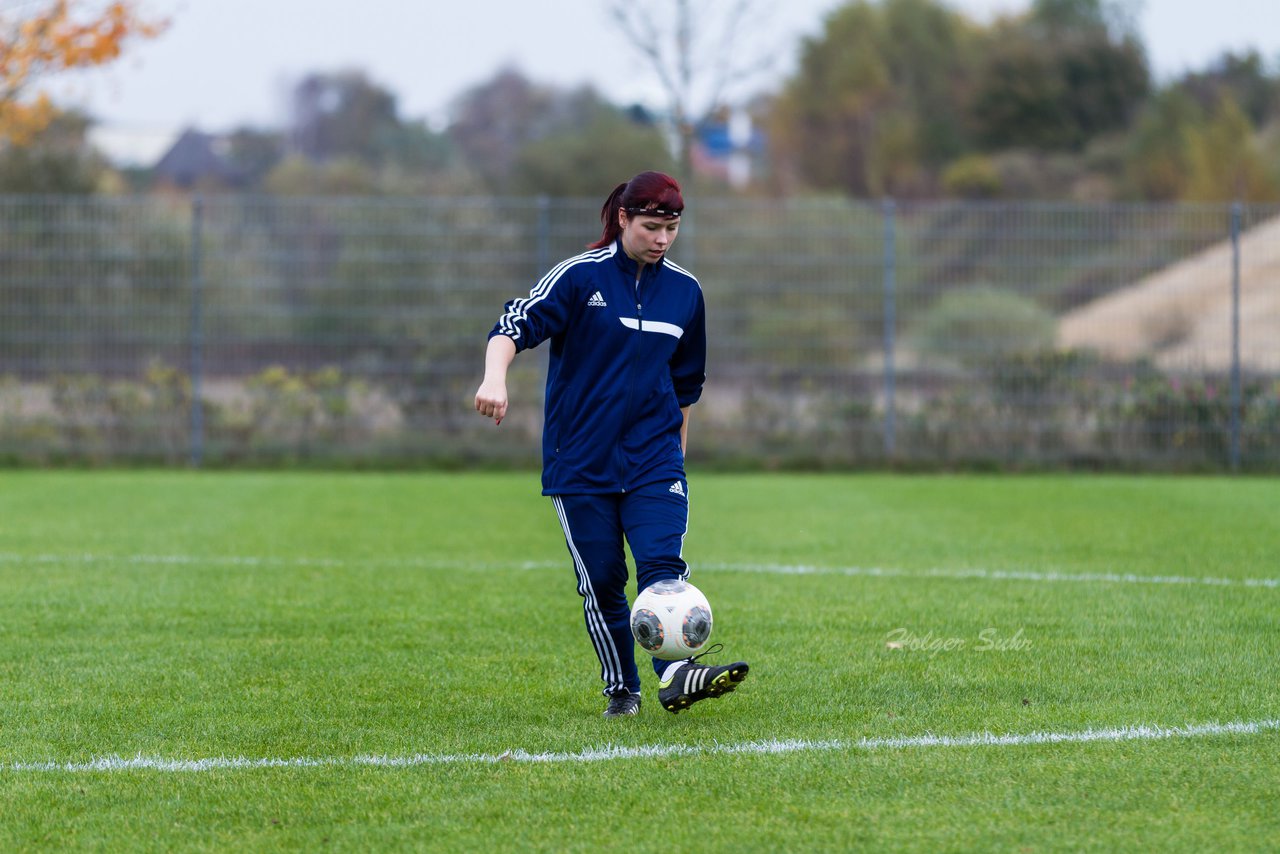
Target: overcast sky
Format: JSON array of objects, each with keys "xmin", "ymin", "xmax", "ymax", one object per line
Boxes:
[{"xmin": 44, "ymin": 0, "xmax": 1280, "ymax": 164}]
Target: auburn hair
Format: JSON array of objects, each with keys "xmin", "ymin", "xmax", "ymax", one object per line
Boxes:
[{"xmin": 588, "ymin": 171, "xmax": 684, "ymax": 249}]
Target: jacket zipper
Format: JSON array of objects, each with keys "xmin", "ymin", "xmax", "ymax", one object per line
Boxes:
[
  {"xmin": 636, "ymin": 278, "xmax": 644, "ymax": 331},
  {"xmin": 618, "ymin": 267, "xmax": 646, "ymax": 492}
]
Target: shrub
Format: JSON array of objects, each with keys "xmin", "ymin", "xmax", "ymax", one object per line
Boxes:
[
  {"xmin": 942, "ymin": 154, "xmax": 1002, "ymax": 199},
  {"xmin": 911, "ymin": 286, "xmax": 1057, "ymax": 367},
  {"xmin": 47, "ymin": 360, "xmax": 191, "ymax": 464}
]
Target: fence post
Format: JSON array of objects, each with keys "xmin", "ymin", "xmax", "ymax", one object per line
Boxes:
[
  {"xmin": 535, "ymin": 195, "xmax": 551, "ymax": 274},
  {"xmin": 882, "ymin": 198, "xmax": 897, "ymax": 460},
  {"xmin": 189, "ymin": 195, "xmax": 205, "ymax": 468},
  {"xmin": 533, "ymin": 195, "xmax": 551, "ymax": 450},
  {"xmin": 1229, "ymin": 201, "xmax": 1242, "ymax": 472}
]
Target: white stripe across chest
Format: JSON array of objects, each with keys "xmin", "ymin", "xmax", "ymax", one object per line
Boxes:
[{"xmin": 619, "ymin": 317, "xmax": 684, "ymax": 339}]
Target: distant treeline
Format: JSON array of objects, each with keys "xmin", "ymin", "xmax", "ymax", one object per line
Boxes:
[{"xmin": 4, "ymin": 0, "xmax": 1280, "ymax": 204}]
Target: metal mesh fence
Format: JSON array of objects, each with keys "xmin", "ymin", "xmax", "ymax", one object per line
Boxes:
[{"xmin": 1, "ymin": 194, "xmax": 1277, "ymax": 470}]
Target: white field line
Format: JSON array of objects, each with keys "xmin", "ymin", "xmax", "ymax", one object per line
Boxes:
[
  {"xmin": 1, "ymin": 551, "xmax": 1277, "ymax": 590},
  {"xmin": 7, "ymin": 719, "xmax": 1279, "ymax": 774},
  {"xmin": 702, "ymin": 562, "xmax": 1280, "ymax": 590}
]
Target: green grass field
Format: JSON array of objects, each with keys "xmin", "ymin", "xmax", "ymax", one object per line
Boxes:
[{"xmin": 1, "ymin": 471, "xmax": 1278, "ymax": 851}]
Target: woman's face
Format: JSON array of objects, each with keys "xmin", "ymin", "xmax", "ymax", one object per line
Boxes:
[{"xmin": 619, "ymin": 211, "xmax": 680, "ymax": 265}]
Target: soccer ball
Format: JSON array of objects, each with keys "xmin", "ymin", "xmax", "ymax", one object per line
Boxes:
[{"xmin": 629, "ymin": 578, "xmax": 713, "ymax": 660}]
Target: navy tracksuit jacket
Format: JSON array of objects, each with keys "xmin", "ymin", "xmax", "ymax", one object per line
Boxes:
[{"xmin": 489, "ymin": 238, "xmax": 707, "ymax": 696}]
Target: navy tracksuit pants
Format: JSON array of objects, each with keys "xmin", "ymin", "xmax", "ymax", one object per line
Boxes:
[{"xmin": 552, "ymin": 478, "xmax": 691, "ymax": 697}]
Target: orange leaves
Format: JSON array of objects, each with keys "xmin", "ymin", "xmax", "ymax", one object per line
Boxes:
[
  {"xmin": 0, "ymin": 0, "xmax": 167, "ymax": 144},
  {"xmin": 0, "ymin": 92, "xmax": 56, "ymax": 146}
]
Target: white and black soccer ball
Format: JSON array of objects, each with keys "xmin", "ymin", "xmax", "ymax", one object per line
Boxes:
[{"xmin": 629, "ymin": 579, "xmax": 713, "ymax": 660}]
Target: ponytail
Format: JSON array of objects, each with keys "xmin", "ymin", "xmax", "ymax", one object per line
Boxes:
[{"xmin": 589, "ymin": 182, "xmax": 629, "ymax": 249}]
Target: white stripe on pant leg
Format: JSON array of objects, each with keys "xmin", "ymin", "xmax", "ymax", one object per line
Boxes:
[
  {"xmin": 553, "ymin": 497, "xmax": 626, "ymax": 695},
  {"xmin": 679, "ymin": 481, "xmax": 691, "ymax": 581},
  {"xmin": 552, "ymin": 497, "xmax": 612, "ymax": 669},
  {"xmin": 553, "ymin": 497, "xmax": 623, "ymax": 693},
  {"xmin": 558, "ymin": 506, "xmax": 624, "ymax": 695}
]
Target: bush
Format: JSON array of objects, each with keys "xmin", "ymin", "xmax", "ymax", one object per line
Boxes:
[
  {"xmin": 911, "ymin": 286, "xmax": 1057, "ymax": 367},
  {"xmin": 942, "ymin": 155, "xmax": 1002, "ymax": 199},
  {"xmin": 210, "ymin": 364, "xmax": 382, "ymax": 462},
  {"xmin": 47, "ymin": 360, "xmax": 191, "ymax": 464}
]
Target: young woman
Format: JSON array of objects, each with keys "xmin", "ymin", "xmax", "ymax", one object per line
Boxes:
[{"xmin": 475, "ymin": 171, "xmax": 749, "ymax": 717}]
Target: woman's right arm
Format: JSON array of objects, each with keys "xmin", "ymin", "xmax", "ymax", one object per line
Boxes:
[{"xmin": 475, "ymin": 335, "xmax": 517, "ymax": 425}]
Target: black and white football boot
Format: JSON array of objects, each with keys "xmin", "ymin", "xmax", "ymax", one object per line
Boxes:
[
  {"xmin": 657, "ymin": 645, "xmax": 749, "ymax": 714},
  {"xmin": 603, "ymin": 692, "xmax": 642, "ymax": 717}
]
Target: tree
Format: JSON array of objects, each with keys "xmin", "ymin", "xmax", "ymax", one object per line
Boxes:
[
  {"xmin": 1120, "ymin": 88, "xmax": 1202, "ymax": 200},
  {"xmin": 447, "ymin": 68, "xmax": 558, "ymax": 192},
  {"xmin": 1182, "ymin": 96, "xmax": 1278, "ymax": 202},
  {"xmin": 375, "ymin": 119, "xmax": 455, "ymax": 174},
  {"xmin": 969, "ymin": 2, "xmax": 1149, "ymax": 152},
  {"xmin": 281, "ymin": 69, "xmax": 466, "ymax": 193},
  {"xmin": 447, "ymin": 70, "xmax": 665, "ymax": 195},
  {"xmin": 264, "ymin": 155, "xmax": 378, "ymax": 196},
  {"xmin": 0, "ymin": 108, "xmax": 104, "ymax": 191},
  {"xmin": 0, "ymin": 1, "xmax": 164, "ymax": 144},
  {"xmin": 607, "ymin": 0, "xmax": 778, "ymax": 184},
  {"xmin": 1028, "ymin": 0, "xmax": 1138, "ymax": 37},
  {"xmin": 1173, "ymin": 50, "xmax": 1280, "ymax": 127},
  {"xmin": 224, "ymin": 127, "xmax": 286, "ymax": 189},
  {"xmin": 510, "ymin": 92, "xmax": 675, "ymax": 196},
  {"xmin": 770, "ymin": 0, "xmax": 976, "ymax": 197},
  {"xmin": 289, "ymin": 70, "xmax": 401, "ymax": 164}
]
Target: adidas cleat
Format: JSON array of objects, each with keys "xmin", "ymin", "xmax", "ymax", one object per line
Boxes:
[
  {"xmin": 658, "ymin": 653, "xmax": 749, "ymax": 714},
  {"xmin": 603, "ymin": 692, "xmax": 642, "ymax": 717}
]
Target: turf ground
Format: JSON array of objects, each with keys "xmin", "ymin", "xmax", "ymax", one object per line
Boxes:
[{"xmin": 1, "ymin": 471, "xmax": 1277, "ymax": 851}]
